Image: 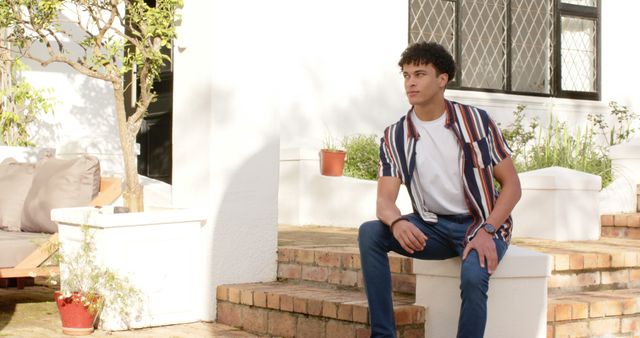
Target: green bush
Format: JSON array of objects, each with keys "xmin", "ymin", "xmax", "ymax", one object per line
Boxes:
[
  {"xmin": 501, "ymin": 102, "xmax": 637, "ymax": 188},
  {"xmin": 342, "ymin": 134, "xmax": 379, "ymax": 180}
]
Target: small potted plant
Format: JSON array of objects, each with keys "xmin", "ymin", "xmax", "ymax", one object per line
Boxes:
[
  {"xmin": 319, "ymin": 133, "xmax": 346, "ymax": 176},
  {"xmin": 50, "ymin": 225, "xmax": 141, "ymax": 336}
]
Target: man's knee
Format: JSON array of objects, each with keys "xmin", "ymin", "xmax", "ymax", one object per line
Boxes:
[
  {"xmin": 460, "ymin": 252, "xmax": 490, "ymax": 293},
  {"xmin": 358, "ymin": 220, "xmax": 387, "ymax": 249}
]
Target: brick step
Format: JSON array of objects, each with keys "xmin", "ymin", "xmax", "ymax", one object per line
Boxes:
[
  {"xmin": 277, "ymin": 246, "xmax": 415, "ymax": 294},
  {"xmin": 601, "ymin": 213, "xmax": 640, "ymax": 239},
  {"xmin": 216, "ymin": 281, "xmax": 424, "ymax": 338},
  {"xmin": 547, "ymin": 288, "xmax": 640, "ymax": 338},
  {"xmin": 513, "ymin": 238, "xmax": 640, "ymax": 293}
]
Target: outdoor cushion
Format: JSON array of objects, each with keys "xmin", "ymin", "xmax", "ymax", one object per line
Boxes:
[
  {"xmin": 21, "ymin": 155, "xmax": 100, "ymax": 233},
  {"xmin": 0, "ymin": 158, "xmax": 36, "ymax": 231},
  {"xmin": 0, "ymin": 231, "xmax": 50, "ymax": 268}
]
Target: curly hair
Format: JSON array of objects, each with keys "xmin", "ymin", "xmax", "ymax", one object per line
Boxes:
[{"xmin": 398, "ymin": 42, "xmax": 456, "ymax": 83}]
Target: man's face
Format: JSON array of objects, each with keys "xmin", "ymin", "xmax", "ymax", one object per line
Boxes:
[{"xmin": 402, "ymin": 63, "xmax": 448, "ymax": 107}]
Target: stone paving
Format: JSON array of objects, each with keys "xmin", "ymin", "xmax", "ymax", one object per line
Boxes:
[{"xmin": 0, "ymin": 286, "xmax": 258, "ymax": 338}]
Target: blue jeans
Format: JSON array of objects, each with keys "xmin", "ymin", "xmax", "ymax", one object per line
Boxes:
[{"xmin": 358, "ymin": 213, "xmax": 508, "ymax": 338}]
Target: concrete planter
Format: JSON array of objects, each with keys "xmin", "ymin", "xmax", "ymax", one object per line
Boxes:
[
  {"xmin": 51, "ymin": 206, "xmax": 207, "ymax": 331},
  {"xmin": 512, "ymin": 166, "xmax": 601, "ymax": 241},
  {"xmin": 601, "ymin": 139, "xmax": 640, "ymax": 213}
]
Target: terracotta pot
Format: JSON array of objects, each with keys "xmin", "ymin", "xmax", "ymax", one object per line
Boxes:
[
  {"xmin": 55, "ymin": 291, "xmax": 101, "ymax": 336},
  {"xmin": 319, "ymin": 149, "xmax": 346, "ymax": 176}
]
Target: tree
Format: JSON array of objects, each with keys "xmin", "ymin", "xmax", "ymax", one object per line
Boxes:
[
  {"xmin": 0, "ymin": 0, "xmax": 182, "ymax": 211},
  {"xmin": 0, "ymin": 28, "xmax": 54, "ymax": 146}
]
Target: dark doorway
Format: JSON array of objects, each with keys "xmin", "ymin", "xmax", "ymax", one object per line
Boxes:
[
  {"xmin": 136, "ymin": 58, "xmax": 173, "ymax": 184},
  {"xmin": 124, "ymin": 1, "xmax": 173, "ymax": 184}
]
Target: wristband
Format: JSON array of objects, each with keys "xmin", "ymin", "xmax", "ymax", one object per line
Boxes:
[{"xmin": 390, "ymin": 216, "xmax": 409, "ymax": 228}]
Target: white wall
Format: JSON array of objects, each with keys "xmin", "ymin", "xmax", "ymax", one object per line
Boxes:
[
  {"xmin": 277, "ymin": 1, "xmax": 408, "ymax": 149},
  {"xmin": 275, "ymin": 1, "xmax": 639, "ymax": 151},
  {"xmin": 601, "ymin": 1, "xmax": 640, "ymax": 111}
]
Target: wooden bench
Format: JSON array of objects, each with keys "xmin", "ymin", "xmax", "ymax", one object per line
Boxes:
[{"xmin": 0, "ymin": 177, "xmax": 121, "ymax": 288}]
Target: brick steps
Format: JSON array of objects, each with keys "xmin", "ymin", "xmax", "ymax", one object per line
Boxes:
[
  {"xmin": 602, "ymin": 213, "xmax": 640, "ymax": 239},
  {"xmin": 215, "ymin": 221, "xmax": 640, "ymax": 337},
  {"xmin": 216, "ymin": 281, "xmax": 424, "ymax": 338},
  {"xmin": 547, "ymin": 288, "xmax": 640, "ymax": 337},
  {"xmin": 512, "ymin": 237, "xmax": 640, "ymax": 294},
  {"xmin": 277, "ymin": 246, "xmax": 415, "ymax": 294}
]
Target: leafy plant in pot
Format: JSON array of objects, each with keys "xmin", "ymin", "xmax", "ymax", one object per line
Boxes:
[
  {"xmin": 319, "ymin": 133, "xmax": 346, "ymax": 176},
  {"xmin": 0, "ymin": 0, "xmax": 182, "ymax": 212},
  {"xmin": 50, "ymin": 224, "xmax": 141, "ymax": 336}
]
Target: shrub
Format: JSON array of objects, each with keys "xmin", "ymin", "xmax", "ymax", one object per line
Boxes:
[
  {"xmin": 342, "ymin": 134, "xmax": 379, "ymax": 180},
  {"xmin": 501, "ymin": 102, "xmax": 637, "ymax": 188}
]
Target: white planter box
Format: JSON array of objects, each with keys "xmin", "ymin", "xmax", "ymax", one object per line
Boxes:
[
  {"xmin": 601, "ymin": 139, "xmax": 640, "ymax": 213},
  {"xmin": 51, "ymin": 206, "xmax": 207, "ymax": 330},
  {"xmin": 414, "ymin": 246, "xmax": 551, "ymax": 338},
  {"xmin": 512, "ymin": 166, "xmax": 601, "ymax": 241}
]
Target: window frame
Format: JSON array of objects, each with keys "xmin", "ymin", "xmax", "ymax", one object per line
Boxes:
[
  {"xmin": 408, "ymin": 0, "xmax": 601, "ymax": 100},
  {"xmin": 554, "ymin": 1, "xmax": 600, "ymax": 100}
]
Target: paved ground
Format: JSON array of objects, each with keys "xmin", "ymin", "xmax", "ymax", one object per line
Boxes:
[{"xmin": 0, "ymin": 285, "xmax": 258, "ymax": 338}]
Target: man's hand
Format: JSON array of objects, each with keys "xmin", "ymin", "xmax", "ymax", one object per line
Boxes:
[
  {"xmin": 391, "ymin": 220, "xmax": 427, "ymax": 254},
  {"xmin": 462, "ymin": 230, "xmax": 498, "ymax": 274}
]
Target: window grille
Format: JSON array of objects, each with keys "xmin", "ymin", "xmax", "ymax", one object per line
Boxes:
[
  {"xmin": 560, "ymin": 17, "xmax": 596, "ymax": 92},
  {"xmin": 511, "ymin": 0, "xmax": 553, "ymax": 93},
  {"xmin": 408, "ymin": 0, "xmax": 599, "ymax": 99}
]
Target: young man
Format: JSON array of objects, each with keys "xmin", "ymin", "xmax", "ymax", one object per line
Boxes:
[{"xmin": 358, "ymin": 42, "xmax": 521, "ymax": 338}]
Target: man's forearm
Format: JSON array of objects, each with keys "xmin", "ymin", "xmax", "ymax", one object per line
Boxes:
[
  {"xmin": 376, "ymin": 198, "xmax": 403, "ymax": 227},
  {"xmin": 485, "ymin": 180, "xmax": 521, "ymax": 227}
]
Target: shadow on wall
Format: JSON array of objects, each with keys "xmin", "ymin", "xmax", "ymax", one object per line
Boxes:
[
  {"xmin": 205, "ymin": 139, "xmax": 280, "ymax": 317},
  {"xmin": 19, "ymin": 9, "xmax": 123, "ymax": 164}
]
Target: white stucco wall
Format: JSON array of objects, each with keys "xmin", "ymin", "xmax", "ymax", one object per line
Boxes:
[
  {"xmin": 274, "ymin": 1, "xmax": 639, "ymax": 151},
  {"xmin": 601, "ymin": 1, "xmax": 640, "ymax": 111},
  {"xmin": 276, "ymin": 1, "xmax": 408, "ymax": 149}
]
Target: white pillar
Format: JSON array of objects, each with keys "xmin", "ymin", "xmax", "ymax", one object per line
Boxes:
[{"xmin": 172, "ymin": 1, "xmax": 281, "ymax": 321}]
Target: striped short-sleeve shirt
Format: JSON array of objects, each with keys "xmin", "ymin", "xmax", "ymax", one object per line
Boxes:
[{"xmin": 378, "ymin": 100, "xmax": 513, "ymax": 246}]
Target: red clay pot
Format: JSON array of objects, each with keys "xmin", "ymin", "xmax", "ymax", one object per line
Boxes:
[
  {"xmin": 54, "ymin": 291, "xmax": 100, "ymax": 336},
  {"xmin": 319, "ymin": 149, "xmax": 346, "ymax": 176}
]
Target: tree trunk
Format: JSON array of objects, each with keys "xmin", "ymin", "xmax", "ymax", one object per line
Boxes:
[{"xmin": 112, "ymin": 81, "xmax": 144, "ymax": 212}]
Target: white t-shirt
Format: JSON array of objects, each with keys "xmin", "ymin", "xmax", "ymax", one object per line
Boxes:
[{"xmin": 411, "ymin": 110, "xmax": 468, "ymax": 215}]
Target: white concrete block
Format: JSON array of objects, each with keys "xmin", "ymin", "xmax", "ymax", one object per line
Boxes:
[
  {"xmin": 512, "ymin": 166, "xmax": 601, "ymax": 241},
  {"xmin": 413, "ymin": 246, "xmax": 551, "ymax": 338},
  {"xmin": 52, "ymin": 206, "xmax": 207, "ymax": 330},
  {"xmin": 601, "ymin": 138, "xmax": 640, "ymax": 213}
]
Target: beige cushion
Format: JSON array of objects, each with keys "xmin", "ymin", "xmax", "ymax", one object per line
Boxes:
[
  {"xmin": 0, "ymin": 158, "xmax": 36, "ymax": 231},
  {"xmin": 21, "ymin": 156, "xmax": 100, "ymax": 233},
  {"xmin": 0, "ymin": 231, "xmax": 49, "ymax": 268}
]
